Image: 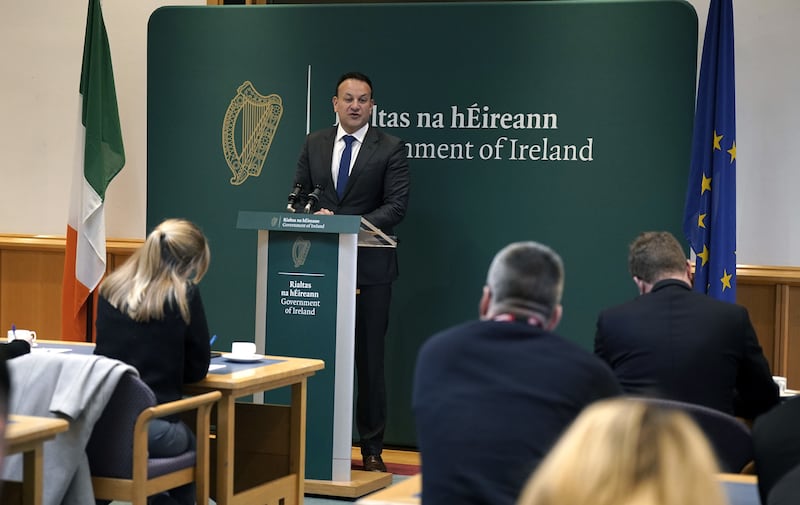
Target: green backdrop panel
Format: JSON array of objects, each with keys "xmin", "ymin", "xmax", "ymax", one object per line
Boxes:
[{"xmin": 147, "ymin": 0, "xmax": 697, "ymax": 449}]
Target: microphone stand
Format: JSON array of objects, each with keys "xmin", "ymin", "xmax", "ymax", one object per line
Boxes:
[
  {"xmin": 286, "ymin": 184, "xmax": 303, "ymax": 213},
  {"xmin": 303, "ymin": 185, "xmax": 324, "ymax": 214}
]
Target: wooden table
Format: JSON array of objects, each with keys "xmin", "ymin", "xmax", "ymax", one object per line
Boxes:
[
  {"xmin": 4, "ymin": 414, "xmax": 69, "ymax": 505},
  {"xmin": 355, "ymin": 473, "xmax": 757, "ymax": 505},
  {"xmin": 184, "ymin": 355, "xmax": 324, "ymax": 505},
  {"xmin": 718, "ymin": 473, "xmax": 759, "ymax": 505},
  {"xmin": 8, "ymin": 341, "xmax": 325, "ymax": 505}
]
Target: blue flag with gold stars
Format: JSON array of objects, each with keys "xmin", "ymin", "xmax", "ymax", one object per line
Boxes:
[{"xmin": 683, "ymin": 0, "xmax": 736, "ymax": 303}]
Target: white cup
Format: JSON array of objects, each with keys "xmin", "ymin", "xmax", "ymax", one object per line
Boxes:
[
  {"xmin": 8, "ymin": 329, "xmax": 37, "ymax": 345},
  {"xmin": 231, "ymin": 341, "xmax": 256, "ymax": 356},
  {"xmin": 773, "ymin": 375, "xmax": 788, "ymax": 394}
]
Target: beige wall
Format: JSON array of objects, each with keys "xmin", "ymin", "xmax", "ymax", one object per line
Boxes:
[
  {"xmin": 2, "ymin": 0, "xmax": 799, "ymax": 268},
  {"xmin": 0, "ymin": 0, "xmax": 203, "ymax": 240}
]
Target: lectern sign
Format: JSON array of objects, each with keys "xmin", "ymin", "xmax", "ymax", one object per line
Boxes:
[
  {"xmin": 266, "ymin": 231, "xmax": 338, "ymax": 346},
  {"xmin": 237, "ymin": 211, "xmax": 360, "ymax": 481}
]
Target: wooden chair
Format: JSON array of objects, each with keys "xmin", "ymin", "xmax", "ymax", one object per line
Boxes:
[{"xmin": 85, "ymin": 373, "xmax": 221, "ymax": 505}]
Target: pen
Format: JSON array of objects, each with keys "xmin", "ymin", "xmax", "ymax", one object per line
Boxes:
[
  {"xmin": 11, "ymin": 324, "xmax": 16, "ymax": 339},
  {"xmin": 210, "ymin": 334, "xmax": 217, "ymax": 347}
]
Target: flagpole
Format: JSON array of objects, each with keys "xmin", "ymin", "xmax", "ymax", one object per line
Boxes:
[{"xmin": 85, "ymin": 293, "xmax": 94, "ymax": 343}]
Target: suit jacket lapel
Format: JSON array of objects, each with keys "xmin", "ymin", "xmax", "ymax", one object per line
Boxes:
[
  {"xmin": 320, "ymin": 128, "xmax": 337, "ymax": 192},
  {"xmin": 341, "ymin": 127, "xmax": 378, "ymax": 199}
]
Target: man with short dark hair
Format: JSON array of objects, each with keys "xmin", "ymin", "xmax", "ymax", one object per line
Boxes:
[
  {"xmin": 293, "ymin": 71, "xmax": 410, "ymax": 471},
  {"xmin": 595, "ymin": 231, "xmax": 778, "ymax": 418},
  {"xmin": 413, "ymin": 241, "xmax": 621, "ymax": 505}
]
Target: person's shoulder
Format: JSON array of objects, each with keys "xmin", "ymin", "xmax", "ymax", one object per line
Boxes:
[
  {"xmin": 684, "ymin": 288, "xmax": 749, "ymax": 315},
  {"xmin": 2, "ymin": 340, "xmax": 31, "ymax": 360},
  {"xmin": 755, "ymin": 396, "xmax": 800, "ymax": 431},
  {"xmin": 97, "ymin": 294, "xmax": 123, "ymax": 316},
  {"xmin": 546, "ymin": 331, "xmax": 621, "ymax": 383},
  {"xmin": 547, "ymin": 330, "xmax": 599, "ymax": 356},
  {"xmin": 307, "ymin": 127, "xmax": 336, "ymax": 142},
  {"xmin": 418, "ymin": 320, "xmax": 480, "ymax": 354},
  {"xmin": 367, "ymin": 126, "xmax": 403, "ymax": 145},
  {"xmin": 427, "ymin": 320, "xmax": 480, "ymax": 340},
  {"xmin": 597, "ymin": 295, "xmax": 641, "ymax": 322},
  {"xmin": 546, "ymin": 330, "xmax": 611, "ymax": 362},
  {"xmin": 187, "ymin": 282, "xmax": 201, "ymax": 297}
]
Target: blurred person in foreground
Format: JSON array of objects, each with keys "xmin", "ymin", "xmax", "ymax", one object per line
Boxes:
[
  {"xmin": 595, "ymin": 231, "xmax": 778, "ymax": 419},
  {"xmin": 517, "ymin": 398, "xmax": 726, "ymax": 505},
  {"xmin": 752, "ymin": 396, "xmax": 800, "ymax": 503},
  {"xmin": 94, "ymin": 218, "xmax": 211, "ymax": 505},
  {"xmin": 413, "ymin": 241, "xmax": 621, "ymax": 505}
]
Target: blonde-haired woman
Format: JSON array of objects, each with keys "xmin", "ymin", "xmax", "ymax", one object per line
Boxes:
[
  {"xmin": 517, "ymin": 398, "xmax": 727, "ymax": 505},
  {"xmin": 94, "ymin": 218, "xmax": 211, "ymax": 505}
]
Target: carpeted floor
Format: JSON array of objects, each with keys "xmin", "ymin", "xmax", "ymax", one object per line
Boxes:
[{"xmin": 304, "ymin": 458, "xmax": 419, "ymax": 504}]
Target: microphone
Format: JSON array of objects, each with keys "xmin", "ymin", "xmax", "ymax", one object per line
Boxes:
[
  {"xmin": 286, "ymin": 183, "xmax": 304, "ymax": 212},
  {"xmin": 303, "ymin": 185, "xmax": 324, "ymax": 214}
]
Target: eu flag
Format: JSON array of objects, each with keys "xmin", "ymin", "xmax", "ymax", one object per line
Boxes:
[{"xmin": 683, "ymin": 0, "xmax": 736, "ymax": 303}]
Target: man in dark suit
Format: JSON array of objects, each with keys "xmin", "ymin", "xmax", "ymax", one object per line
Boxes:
[
  {"xmin": 753, "ymin": 397, "xmax": 800, "ymax": 503},
  {"xmin": 413, "ymin": 241, "xmax": 621, "ymax": 505},
  {"xmin": 293, "ymin": 72, "xmax": 410, "ymax": 472},
  {"xmin": 595, "ymin": 231, "xmax": 778, "ymax": 419}
]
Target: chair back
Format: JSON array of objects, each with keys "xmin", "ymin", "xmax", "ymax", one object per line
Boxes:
[
  {"xmin": 86, "ymin": 373, "xmax": 158, "ymax": 478},
  {"xmin": 639, "ymin": 397, "xmax": 754, "ymax": 473},
  {"xmin": 85, "ymin": 370, "xmax": 219, "ymax": 505}
]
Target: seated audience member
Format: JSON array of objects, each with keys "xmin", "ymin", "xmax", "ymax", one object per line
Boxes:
[
  {"xmin": 595, "ymin": 231, "xmax": 778, "ymax": 419},
  {"xmin": 516, "ymin": 398, "xmax": 726, "ymax": 505},
  {"xmin": 412, "ymin": 241, "xmax": 622, "ymax": 505},
  {"xmin": 752, "ymin": 396, "xmax": 800, "ymax": 503},
  {"xmin": 765, "ymin": 462, "xmax": 800, "ymax": 505},
  {"xmin": 94, "ymin": 218, "xmax": 212, "ymax": 505}
]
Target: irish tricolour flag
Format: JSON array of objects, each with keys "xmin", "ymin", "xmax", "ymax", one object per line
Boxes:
[{"xmin": 62, "ymin": 0, "xmax": 125, "ymax": 341}]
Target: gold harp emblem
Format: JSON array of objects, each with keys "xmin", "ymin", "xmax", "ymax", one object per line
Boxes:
[
  {"xmin": 292, "ymin": 237, "xmax": 311, "ymax": 268},
  {"xmin": 222, "ymin": 81, "xmax": 283, "ymax": 185}
]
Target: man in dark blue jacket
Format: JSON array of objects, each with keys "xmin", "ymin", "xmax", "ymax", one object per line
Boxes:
[{"xmin": 413, "ymin": 241, "xmax": 621, "ymax": 505}]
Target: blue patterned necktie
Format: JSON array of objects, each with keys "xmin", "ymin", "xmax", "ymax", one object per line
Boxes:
[{"xmin": 337, "ymin": 135, "xmax": 356, "ymax": 199}]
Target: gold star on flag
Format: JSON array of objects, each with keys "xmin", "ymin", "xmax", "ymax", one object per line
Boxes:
[
  {"xmin": 698, "ymin": 213, "xmax": 707, "ymax": 229},
  {"xmin": 701, "ymin": 174, "xmax": 712, "ymax": 195},
  {"xmin": 697, "ymin": 245, "xmax": 710, "ymax": 266},
  {"xmin": 727, "ymin": 141, "xmax": 736, "ymax": 163},
  {"xmin": 721, "ymin": 269, "xmax": 733, "ymax": 290},
  {"xmin": 713, "ymin": 131, "xmax": 723, "ymax": 150}
]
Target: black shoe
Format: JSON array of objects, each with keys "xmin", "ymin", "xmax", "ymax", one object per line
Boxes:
[{"xmin": 363, "ymin": 454, "xmax": 387, "ymax": 472}]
